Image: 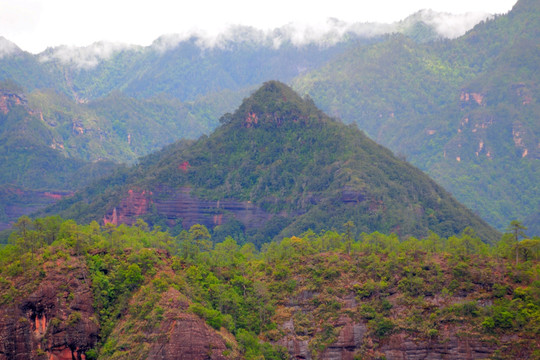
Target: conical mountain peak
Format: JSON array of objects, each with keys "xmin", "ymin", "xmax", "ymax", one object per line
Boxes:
[
  {"xmin": 45, "ymin": 81, "xmax": 499, "ymax": 243},
  {"xmin": 224, "ymin": 81, "xmax": 324, "ymax": 128}
]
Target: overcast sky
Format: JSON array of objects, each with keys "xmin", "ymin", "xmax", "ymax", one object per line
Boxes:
[{"xmin": 0, "ymin": 0, "xmax": 518, "ymax": 54}]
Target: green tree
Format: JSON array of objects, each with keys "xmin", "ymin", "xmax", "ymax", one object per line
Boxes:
[
  {"xmin": 506, "ymin": 220, "xmax": 528, "ymax": 265},
  {"xmin": 10, "ymin": 216, "xmax": 41, "ymax": 260},
  {"xmin": 179, "ymin": 224, "xmax": 213, "ymax": 261},
  {"xmin": 343, "ymin": 221, "xmax": 355, "ymax": 255}
]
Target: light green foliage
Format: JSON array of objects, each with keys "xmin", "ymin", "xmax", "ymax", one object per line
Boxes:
[{"xmin": 0, "ymin": 216, "xmax": 538, "ymax": 359}]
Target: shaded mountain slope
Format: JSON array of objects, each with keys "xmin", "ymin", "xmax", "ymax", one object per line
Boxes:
[
  {"xmin": 292, "ymin": 0, "xmax": 539, "ymax": 233},
  {"xmin": 45, "ymin": 82, "xmax": 499, "ymax": 243},
  {"xmin": 0, "ymin": 81, "xmax": 248, "ymax": 232},
  {"xmin": 0, "ymin": 84, "xmax": 115, "ymax": 230}
]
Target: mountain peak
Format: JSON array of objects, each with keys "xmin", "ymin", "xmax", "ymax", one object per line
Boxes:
[
  {"xmin": 46, "ymin": 81, "xmax": 499, "ymax": 243},
  {"xmin": 224, "ymin": 81, "xmax": 324, "ymax": 128}
]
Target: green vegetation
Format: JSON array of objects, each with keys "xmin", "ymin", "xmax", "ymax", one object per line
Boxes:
[
  {"xmin": 44, "ymin": 82, "xmax": 499, "ymax": 244},
  {"xmin": 292, "ymin": 0, "xmax": 540, "ymax": 234},
  {"xmin": 0, "ymin": 216, "xmax": 538, "ymax": 359},
  {"xmin": 1, "ymin": 0, "xmax": 538, "ymax": 238},
  {"xmin": 0, "ymin": 81, "xmax": 245, "ymax": 230}
]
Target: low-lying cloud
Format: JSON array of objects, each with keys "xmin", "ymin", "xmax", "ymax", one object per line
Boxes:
[
  {"xmin": 36, "ymin": 10, "xmax": 493, "ymax": 67},
  {"xmin": 0, "ymin": 37, "xmax": 21, "ymax": 58},
  {"xmin": 152, "ymin": 10, "xmax": 493, "ymax": 52},
  {"xmin": 39, "ymin": 41, "xmax": 139, "ymax": 69},
  {"xmin": 403, "ymin": 10, "xmax": 493, "ymax": 39}
]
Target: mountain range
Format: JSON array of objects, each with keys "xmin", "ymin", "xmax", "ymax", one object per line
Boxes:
[
  {"xmin": 0, "ymin": 0, "xmax": 537, "ymax": 236},
  {"xmin": 292, "ymin": 0, "xmax": 539, "ymax": 234},
  {"xmin": 0, "ymin": 3, "xmax": 539, "ymax": 359}
]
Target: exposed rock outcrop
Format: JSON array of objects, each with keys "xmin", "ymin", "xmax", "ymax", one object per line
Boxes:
[
  {"xmin": 101, "ymin": 185, "xmax": 368, "ymax": 232},
  {"xmin": 147, "ymin": 313, "xmax": 229, "ymax": 360},
  {"xmin": 103, "ymin": 187, "xmax": 278, "ymax": 230},
  {"xmin": 0, "ymin": 257, "xmax": 98, "ymax": 360},
  {"xmin": 105, "ymin": 282, "xmax": 232, "ymax": 359},
  {"xmin": 0, "ymin": 90, "xmax": 27, "ymax": 114}
]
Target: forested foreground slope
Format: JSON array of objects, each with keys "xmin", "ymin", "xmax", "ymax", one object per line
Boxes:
[{"xmin": 0, "ymin": 216, "xmax": 538, "ymax": 359}]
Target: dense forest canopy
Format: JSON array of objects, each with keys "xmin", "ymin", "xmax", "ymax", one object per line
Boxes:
[{"xmin": 0, "ymin": 216, "xmax": 538, "ymax": 359}]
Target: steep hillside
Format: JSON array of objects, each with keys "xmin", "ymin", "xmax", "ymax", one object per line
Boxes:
[
  {"xmin": 25, "ymin": 88, "xmax": 233, "ymax": 164},
  {"xmin": 1, "ymin": 5, "xmax": 536, "ymax": 236},
  {"xmin": 0, "ymin": 80, "xmax": 250, "ymax": 231},
  {"xmin": 292, "ymin": 0, "xmax": 539, "ymax": 233},
  {"xmin": 44, "ymin": 82, "xmax": 499, "ymax": 243},
  {"xmin": 0, "ymin": 83, "xmax": 116, "ymax": 230},
  {"xmin": 0, "ymin": 217, "xmax": 537, "ymax": 359}
]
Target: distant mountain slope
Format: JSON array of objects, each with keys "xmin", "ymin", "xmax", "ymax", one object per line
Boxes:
[
  {"xmin": 0, "ymin": 81, "xmax": 248, "ymax": 231},
  {"xmin": 45, "ymin": 82, "xmax": 499, "ymax": 244},
  {"xmin": 292, "ymin": 0, "xmax": 539, "ymax": 233},
  {"xmin": 0, "ymin": 83, "xmax": 116, "ymax": 230},
  {"xmin": 1, "ymin": 12, "xmax": 488, "ymax": 103}
]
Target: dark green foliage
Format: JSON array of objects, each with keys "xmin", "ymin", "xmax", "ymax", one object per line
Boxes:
[
  {"xmin": 369, "ymin": 315, "xmax": 395, "ymax": 337},
  {"xmin": 48, "ymin": 81, "xmax": 499, "ymax": 243},
  {"xmin": 292, "ymin": 0, "xmax": 540, "ymax": 233},
  {"xmin": 1, "ymin": 2, "xmax": 538, "ymax": 238}
]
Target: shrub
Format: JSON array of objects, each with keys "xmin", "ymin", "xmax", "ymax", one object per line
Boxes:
[
  {"xmin": 369, "ymin": 315, "xmax": 394, "ymax": 337},
  {"xmin": 492, "ymin": 283, "xmax": 509, "ymax": 298},
  {"xmin": 482, "ymin": 316, "xmax": 495, "ymax": 331},
  {"xmin": 85, "ymin": 349, "xmax": 98, "ymax": 360},
  {"xmin": 360, "ymin": 304, "xmax": 377, "ymax": 320},
  {"xmin": 493, "ymin": 309, "xmax": 514, "ymax": 329},
  {"xmin": 189, "ymin": 303, "xmax": 223, "ymax": 330},
  {"xmin": 397, "ymin": 276, "xmax": 424, "ymax": 296},
  {"xmin": 67, "ymin": 311, "xmax": 82, "ymax": 326}
]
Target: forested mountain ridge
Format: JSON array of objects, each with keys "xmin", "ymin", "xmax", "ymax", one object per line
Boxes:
[
  {"xmin": 43, "ymin": 82, "xmax": 499, "ymax": 244},
  {"xmin": 0, "ymin": 82, "xmax": 117, "ymax": 230},
  {"xmin": 0, "ymin": 13, "xmax": 476, "ymax": 102},
  {"xmin": 291, "ymin": 0, "xmax": 539, "ymax": 233}
]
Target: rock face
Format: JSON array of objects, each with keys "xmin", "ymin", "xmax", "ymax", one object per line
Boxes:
[
  {"xmin": 275, "ymin": 286, "xmax": 532, "ymax": 360},
  {"xmin": 101, "ymin": 185, "xmax": 369, "ymax": 234},
  {"xmin": 321, "ymin": 316, "xmax": 366, "ymax": 360},
  {"xmin": 105, "ymin": 284, "xmax": 232, "ymax": 360},
  {"xmin": 379, "ymin": 332, "xmax": 495, "ymax": 360},
  {"xmin": 0, "ymin": 257, "xmax": 98, "ymax": 360},
  {"xmin": 103, "ymin": 186, "xmax": 277, "ymax": 230},
  {"xmin": 278, "ymin": 307, "xmax": 504, "ymax": 360},
  {"xmin": 147, "ymin": 313, "xmax": 229, "ymax": 360},
  {"xmin": 0, "ymin": 90, "xmax": 27, "ymax": 114}
]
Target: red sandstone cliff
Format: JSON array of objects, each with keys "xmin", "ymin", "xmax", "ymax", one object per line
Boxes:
[{"xmin": 0, "ymin": 256, "xmax": 98, "ymax": 360}]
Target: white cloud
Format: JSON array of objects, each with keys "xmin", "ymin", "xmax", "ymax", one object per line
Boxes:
[
  {"xmin": 150, "ymin": 10, "xmax": 494, "ymax": 55},
  {"xmin": 0, "ymin": 37, "xmax": 21, "ymax": 58},
  {"xmin": 0, "ymin": 0, "xmax": 517, "ymax": 54},
  {"xmin": 410, "ymin": 10, "xmax": 493, "ymax": 39},
  {"xmin": 39, "ymin": 41, "xmax": 139, "ymax": 69}
]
